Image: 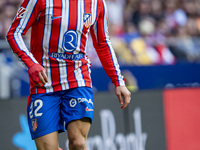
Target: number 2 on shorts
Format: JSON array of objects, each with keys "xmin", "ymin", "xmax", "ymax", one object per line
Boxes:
[{"xmin": 29, "ymin": 99, "xmax": 43, "ymax": 119}]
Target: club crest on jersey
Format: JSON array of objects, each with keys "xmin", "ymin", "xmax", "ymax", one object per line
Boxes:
[
  {"xmin": 17, "ymin": 7, "xmax": 26, "ymax": 18},
  {"xmin": 83, "ymin": 13, "xmax": 92, "ymax": 28},
  {"xmin": 32, "ymin": 118, "xmax": 38, "ymax": 131}
]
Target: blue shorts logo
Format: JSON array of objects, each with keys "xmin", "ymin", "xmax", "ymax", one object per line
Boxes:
[{"xmin": 62, "ymin": 30, "xmax": 78, "ymax": 52}]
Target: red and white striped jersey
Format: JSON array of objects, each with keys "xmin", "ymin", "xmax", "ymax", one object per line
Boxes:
[{"xmin": 7, "ymin": 0, "xmax": 125, "ymax": 94}]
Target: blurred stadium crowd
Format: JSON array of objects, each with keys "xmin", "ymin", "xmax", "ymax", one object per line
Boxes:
[
  {"xmin": 104, "ymin": 0, "xmax": 200, "ymax": 66},
  {"xmin": 1, "ymin": 0, "xmax": 200, "ymax": 66}
]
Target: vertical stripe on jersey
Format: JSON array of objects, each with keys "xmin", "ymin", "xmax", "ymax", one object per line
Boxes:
[
  {"xmin": 81, "ymin": 0, "xmax": 95, "ymax": 87},
  {"xmin": 75, "ymin": 0, "xmax": 84, "ymax": 54},
  {"xmin": 80, "ymin": 0, "xmax": 90, "ymax": 53},
  {"xmin": 73, "ymin": 0, "xmax": 86, "ymax": 87},
  {"xmin": 49, "ymin": 0, "xmax": 62, "ymax": 91},
  {"xmin": 91, "ymin": 0, "xmax": 99, "ymax": 43},
  {"xmin": 102, "ymin": 0, "xmax": 124, "ymax": 86},
  {"xmin": 13, "ymin": 0, "xmax": 38, "ymax": 65},
  {"xmin": 85, "ymin": 55, "xmax": 92, "ymax": 87},
  {"xmin": 42, "ymin": 0, "xmax": 54, "ymax": 93},
  {"xmin": 67, "ymin": 0, "xmax": 78, "ymax": 88},
  {"xmin": 75, "ymin": 0, "xmax": 91, "ymax": 87},
  {"xmin": 58, "ymin": 0, "xmax": 70, "ymax": 90},
  {"xmin": 85, "ymin": 0, "xmax": 97, "ymax": 87},
  {"xmin": 31, "ymin": 21, "xmax": 46, "ymax": 94},
  {"xmin": 91, "ymin": 0, "xmax": 98, "ymax": 25}
]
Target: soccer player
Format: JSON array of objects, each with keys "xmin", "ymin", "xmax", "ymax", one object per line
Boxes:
[{"xmin": 6, "ymin": 0, "xmax": 131, "ymax": 149}]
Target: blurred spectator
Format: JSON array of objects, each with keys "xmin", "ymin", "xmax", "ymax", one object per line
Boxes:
[
  {"xmin": 1, "ymin": 4, "xmax": 18, "ymax": 39},
  {"xmin": 131, "ymin": 0, "xmax": 152, "ymax": 28},
  {"xmin": 151, "ymin": 0, "xmax": 164, "ymax": 22},
  {"xmin": 168, "ymin": 24, "xmax": 200, "ymax": 62},
  {"xmin": 106, "ymin": 0, "xmax": 124, "ymax": 35},
  {"xmin": 0, "ymin": 0, "xmax": 6, "ymax": 39},
  {"xmin": 0, "ymin": 0, "xmax": 20, "ymax": 39},
  {"xmin": 183, "ymin": 0, "xmax": 199, "ymax": 17}
]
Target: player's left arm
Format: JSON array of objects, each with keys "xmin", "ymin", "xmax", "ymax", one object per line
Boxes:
[{"xmin": 90, "ymin": 0, "xmax": 131, "ymax": 109}]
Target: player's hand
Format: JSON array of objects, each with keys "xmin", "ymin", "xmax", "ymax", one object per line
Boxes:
[
  {"xmin": 28, "ymin": 64, "xmax": 48, "ymax": 87},
  {"xmin": 115, "ymin": 86, "xmax": 131, "ymax": 110}
]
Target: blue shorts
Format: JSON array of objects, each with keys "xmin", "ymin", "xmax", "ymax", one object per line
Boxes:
[{"xmin": 27, "ymin": 87, "xmax": 94, "ymax": 139}]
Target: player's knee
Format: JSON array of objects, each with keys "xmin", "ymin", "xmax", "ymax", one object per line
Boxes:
[{"xmin": 69, "ymin": 137, "xmax": 85, "ymax": 149}]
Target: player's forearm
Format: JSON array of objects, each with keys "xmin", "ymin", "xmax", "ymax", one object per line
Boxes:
[{"xmin": 95, "ymin": 46, "xmax": 125, "ymax": 87}]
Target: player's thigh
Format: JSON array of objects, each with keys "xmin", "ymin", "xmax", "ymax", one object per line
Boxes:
[
  {"xmin": 67, "ymin": 118, "xmax": 91, "ymax": 141},
  {"xmin": 34, "ymin": 131, "xmax": 59, "ymax": 150}
]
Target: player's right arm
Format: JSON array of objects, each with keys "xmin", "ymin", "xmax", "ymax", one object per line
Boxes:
[{"xmin": 6, "ymin": 0, "xmax": 48, "ymax": 86}]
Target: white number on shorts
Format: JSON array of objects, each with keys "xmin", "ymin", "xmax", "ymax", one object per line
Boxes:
[
  {"xmin": 29, "ymin": 99, "xmax": 43, "ymax": 119},
  {"xmin": 29, "ymin": 102, "xmax": 33, "ymax": 119}
]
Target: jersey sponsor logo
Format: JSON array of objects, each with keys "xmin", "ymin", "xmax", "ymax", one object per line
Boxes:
[
  {"xmin": 69, "ymin": 98, "xmax": 77, "ymax": 107},
  {"xmin": 62, "ymin": 30, "xmax": 78, "ymax": 52},
  {"xmin": 86, "ymin": 107, "xmax": 94, "ymax": 112},
  {"xmin": 51, "ymin": 15, "xmax": 62, "ymax": 20},
  {"xmin": 83, "ymin": 13, "xmax": 92, "ymax": 28},
  {"xmin": 50, "ymin": 52, "xmax": 83, "ymax": 60},
  {"xmin": 17, "ymin": 7, "xmax": 27, "ymax": 18},
  {"xmin": 32, "ymin": 118, "xmax": 38, "ymax": 131}
]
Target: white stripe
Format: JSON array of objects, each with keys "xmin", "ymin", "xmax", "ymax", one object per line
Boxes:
[
  {"xmin": 84, "ymin": 0, "xmax": 94, "ymax": 87},
  {"xmin": 58, "ymin": 0, "xmax": 70, "ymax": 90},
  {"xmin": 42, "ymin": 0, "xmax": 54, "ymax": 92},
  {"xmin": 74, "ymin": 61, "xmax": 86, "ymax": 87},
  {"xmin": 84, "ymin": 30, "xmax": 90, "ymax": 53},
  {"xmin": 91, "ymin": 0, "xmax": 98, "ymax": 25},
  {"xmin": 91, "ymin": 0, "xmax": 99, "ymax": 44},
  {"xmin": 74, "ymin": 0, "xmax": 86, "ymax": 87},
  {"xmin": 102, "ymin": 0, "xmax": 125, "ymax": 85},
  {"xmin": 85, "ymin": 55, "xmax": 92, "ymax": 87},
  {"xmin": 14, "ymin": 0, "xmax": 38, "ymax": 64},
  {"xmin": 75, "ymin": 0, "xmax": 84, "ymax": 54}
]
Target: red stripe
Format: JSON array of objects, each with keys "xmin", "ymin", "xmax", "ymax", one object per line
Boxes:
[
  {"xmin": 30, "ymin": 3, "xmax": 46, "ymax": 94},
  {"xmin": 20, "ymin": 0, "xmax": 29, "ymax": 12},
  {"xmin": 80, "ymin": 0, "xmax": 91, "ymax": 53},
  {"xmin": 67, "ymin": 0, "xmax": 78, "ymax": 88},
  {"xmin": 80, "ymin": 60, "xmax": 91, "ymax": 87},
  {"xmin": 48, "ymin": 0, "xmax": 62, "ymax": 91},
  {"xmin": 30, "ymin": 85, "xmax": 46, "ymax": 94},
  {"xmin": 79, "ymin": 0, "xmax": 92, "ymax": 87},
  {"xmin": 68, "ymin": 0, "xmax": 77, "ymax": 31}
]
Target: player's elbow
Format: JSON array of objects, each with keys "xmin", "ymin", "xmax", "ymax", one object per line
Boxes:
[{"xmin": 6, "ymin": 30, "xmax": 13, "ymax": 42}]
